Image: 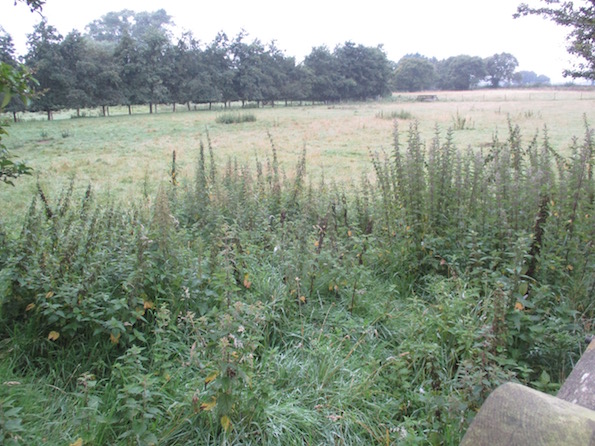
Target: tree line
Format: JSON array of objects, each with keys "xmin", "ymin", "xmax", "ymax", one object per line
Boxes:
[
  {"xmin": 1, "ymin": 9, "xmax": 548, "ymax": 120},
  {"xmin": 391, "ymin": 53, "xmax": 550, "ymax": 92}
]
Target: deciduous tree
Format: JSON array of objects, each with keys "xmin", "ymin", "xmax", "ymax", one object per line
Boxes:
[
  {"xmin": 230, "ymin": 32, "xmax": 266, "ymax": 106},
  {"xmin": 201, "ymin": 33, "xmax": 234, "ymax": 107},
  {"xmin": 303, "ymin": 46, "xmax": 341, "ymax": 102},
  {"xmin": 392, "ymin": 55, "xmax": 437, "ymax": 92},
  {"xmin": 514, "ymin": 70, "xmax": 551, "ymax": 86},
  {"xmin": 334, "ymin": 42, "xmax": 391, "ymax": 100},
  {"xmin": 25, "ymin": 18, "xmax": 67, "ymax": 119},
  {"xmin": 515, "ymin": 0, "xmax": 595, "ymax": 80},
  {"xmin": 0, "ymin": 58, "xmax": 34, "ymax": 184},
  {"xmin": 85, "ymin": 10, "xmax": 135, "ymax": 43},
  {"xmin": 437, "ymin": 55, "xmax": 486, "ymax": 90},
  {"xmin": 0, "ymin": 27, "xmax": 16, "ymax": 65},
  {"xmin": 14, "ymin": 0, "xmax": 45, "ymax": 12},
  {"xmin": 0, "ymin": 0, "xmax": 40, "ymax": 185},
  {"xmin": 484, "ymin": 52, "xmax": 519, "ymax": 87}
]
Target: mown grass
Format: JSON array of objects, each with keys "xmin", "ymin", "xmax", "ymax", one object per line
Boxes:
[{"xmin": 0, "ymin": 88, "xmax": 593, "ymax": 444}]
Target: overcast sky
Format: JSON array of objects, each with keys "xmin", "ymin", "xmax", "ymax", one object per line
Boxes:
[{"xmin": 0, "ymin": 0, "xmax": 577, "ymax": 83}]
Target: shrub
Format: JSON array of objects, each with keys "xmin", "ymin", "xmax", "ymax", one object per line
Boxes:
[{"xmin": 215, "ymin": 113, "xmax": 257, "ymax": 124}]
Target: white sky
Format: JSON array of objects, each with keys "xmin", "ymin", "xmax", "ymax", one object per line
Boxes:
[{"xmin": 0, "ymin": 0, "xmax": 578, "ymax": 83}]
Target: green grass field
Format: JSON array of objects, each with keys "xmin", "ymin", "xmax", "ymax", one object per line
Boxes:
[
  {"xmin": 1, "ymin": 87, "xmax": 594, "ymax": 227},
  {"xmin": 0, "ymin": 88, "xmax": 593, "ymax": 444}
]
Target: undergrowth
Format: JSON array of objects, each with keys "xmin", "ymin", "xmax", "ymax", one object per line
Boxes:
[{"xmin": 0, "ymin": 117, "xmax": 593, "ymax": 444}]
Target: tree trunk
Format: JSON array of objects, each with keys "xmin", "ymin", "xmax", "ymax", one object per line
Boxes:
[
  {"xmin": 128, "ymin": 105, "xmax": 132, "ymax": 115},
  {"xmin": 209, "ymin": 102, "xmax": 212, "ymax": 110},
  {"xmin": 149, "ymin": 102, "xmax": 153, "ymax": 114},
  {"xmin": 187, "ymin": 102, "xmax": 191, "ymax": 111},
  {"xmin": 12, "ymin": 111, "xmax": 17, "ymax": 123},
  {"xmin": 102, "ymin": 105, "xmax": 107, "ymax": 117},
  {"xmin": 47, "ymin": 110, "xmax": 52, "ymax": 121},
  {"xmin": 173, "ymin": 103, "xmax": 176, "ymax": 112},
  {"xmin": 76, "ymin": 108, "xmax": 80, "ymax": 118}
]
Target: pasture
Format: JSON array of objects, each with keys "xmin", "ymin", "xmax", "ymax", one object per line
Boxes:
[
  {"xmin": 0, "ymin": 87, "xmax": 593, "ymax": 444},
  {"xmin": 1, "ymin": 87, "xmax": 594, "ymax": 226}
]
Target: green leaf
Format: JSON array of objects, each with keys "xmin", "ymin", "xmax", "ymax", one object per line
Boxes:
[
  {"xmin": 220, "ymin": 415, "xmax": 232, "ymax": 432},
  {"xmin": 132, "ymin": 420, "xmax": 147, "ymax": 435},
  {"xmin": 539, "ymin": 370, "xmax": 551, "ymax": 385},
  {"xmin": 3, "ymin": 419, "xmax": 23, "ymax": 432},
  {"xmin": 1, "ymin": 91, "xmax": 11, "ymax": 109}
]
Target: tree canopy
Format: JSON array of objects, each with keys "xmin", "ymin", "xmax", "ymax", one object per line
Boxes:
[
  {"xmin": 0, "ymin": 0, "xmax": 41, "ymax": 185},
  {"xmin": 485, "ymin": 52, "xmax": 519, "ymax": 87},
  {"xmin": 0, "ymin": 7, "xmax": 555, "ymax": 115},
  {"xmin": 438, "ymin": 55, "xmax": 487, "ymax": 90},
  {"xmin": 7, "ymin": 12, "xmax": 396, "ymax": 115},
  {"xmin": 12, "ymin": 0, "xmax": 45, "ymax": 12},
  {"xmin": 392, "ymin": 55, "xmax": 436, "ymax": 92},
  {"xmin": 514, "ymin": 70, "xmax": 551, "ymax": 86},
  {"xmin": 516, "ymin": 0, "xmax": 595, "ymax": 80}
]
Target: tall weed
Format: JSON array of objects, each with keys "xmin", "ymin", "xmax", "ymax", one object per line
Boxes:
[{"xmin": 0, "ymin": 116, "xmax": 592, "ymax": 444}]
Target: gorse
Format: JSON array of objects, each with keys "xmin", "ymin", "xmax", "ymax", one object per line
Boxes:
[{"xmin": 0, "ymin": 117, "xmax": 592, "ymax": 444}]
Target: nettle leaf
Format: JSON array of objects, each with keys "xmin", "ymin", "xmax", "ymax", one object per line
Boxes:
[
  {"xmin": 220, "ymin": 415, "xmax": 232, "ymax": 432},
  {"xmin": 200, "ymin": 397, "xmax": 217, "ymax": 412},
  {"xmin": 205, "ymin": 371, "xmax": 218, "ymax": 385},
  {"xmin": 132, "ymin": 420, "xmax": 147, "ymax": 435},
  {"xmin": 4, "ymin": 419, "xmax": 23, "ymax": 433}
]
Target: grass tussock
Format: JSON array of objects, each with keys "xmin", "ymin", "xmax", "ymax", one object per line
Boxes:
[
  {"xmin": 375, "ymin": 109, "xmax": 415, "ymax": 120},
  {"xmin": 215, "ymin": 112, "xmax": 257, "ymax": 124},
  {"xmin": 0, "ymin": 116, "xmax": 593, "ymax": 444}
]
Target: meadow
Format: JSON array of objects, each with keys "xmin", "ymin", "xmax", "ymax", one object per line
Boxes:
[
  {"xmin": 0, "ymin": 87, "xmax": 593, "ymax": 445},
  {"xmin": 1, "ymin": 87, "xmax": 594, "ymax": 226}
]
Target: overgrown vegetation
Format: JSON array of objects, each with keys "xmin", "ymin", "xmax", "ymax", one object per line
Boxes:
[
  {"xmin": 0, "ymin": 117, "xmax": 593, "ymax": 444},
  {"xmin": 451, "ymin": 110, "xmax": 475, "ymax": 130}
]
